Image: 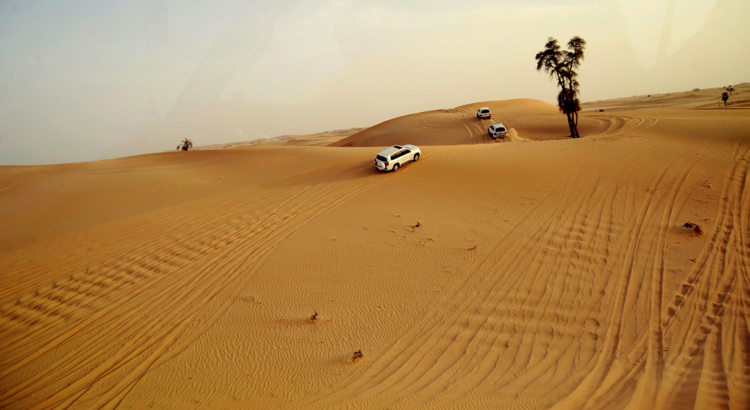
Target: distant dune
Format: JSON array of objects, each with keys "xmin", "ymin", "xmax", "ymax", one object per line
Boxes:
[
  {"xmin": 193, "ymin": 127, "xmax": 367, "ymax": 151},
  {"xmin": 1, "ymin": 85, "xmax": 749, "ymax": 409},
  {"xmin": 582, "ymin": 82, "xmax": 750, "ymax": 111}
]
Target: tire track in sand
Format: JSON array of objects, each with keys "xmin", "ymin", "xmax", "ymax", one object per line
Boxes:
[
  {"xmin": 652, "ymin": 142, "xmax": 750, "ymax": 410},
  {"xmin": 0, "ymin": 159, "xmax": 387, "ymax": 409},
  {"xmin": 297, "ymin": 131, "xmax": 726, "ymax": 410},
  {"xmin": 448, "ymin": 107, "xmax": 492, "ymax": 144},
  {"xmin": 299, "ymin": 154, "xmax": 604, "ymax": 409}
]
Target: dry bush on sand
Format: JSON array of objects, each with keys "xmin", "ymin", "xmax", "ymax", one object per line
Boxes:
[
  {"xmin": 684, "ymin": 222, "xmax": 702, "ymax": 235},
  {"xmin": 351, "ymin": 350, "xmax": 364, "ymax": 363}
]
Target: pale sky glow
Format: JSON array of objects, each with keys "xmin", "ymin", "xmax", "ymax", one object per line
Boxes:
[{"xmin": 0, "ymin": 0, "xmax": 747, "ymax": 165}]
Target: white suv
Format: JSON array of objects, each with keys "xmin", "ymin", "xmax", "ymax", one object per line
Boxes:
[
  {"xmin": 374, "ymin": 145, "xmax": 421, "ymax": 172},
  {"xmin": 488, "ymin": 123, "xmax": 507, "ymax": 139},
  {"xmin": 476, "ymin": 107, "xmax": 491, "ymax": 120}
]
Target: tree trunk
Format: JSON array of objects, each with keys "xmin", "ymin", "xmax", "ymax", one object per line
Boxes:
[
  {"xmin": 573, "ymin": 111, "xmax": 580, "ymax": 138},
  {"xmin": 566, "ymin": 113, "xmax": 575, "ymax": 138}
]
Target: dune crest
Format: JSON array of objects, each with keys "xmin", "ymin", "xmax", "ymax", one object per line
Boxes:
[{"xmin": 332, "ymin": 98, "xmax": 624, "ymax": 148}]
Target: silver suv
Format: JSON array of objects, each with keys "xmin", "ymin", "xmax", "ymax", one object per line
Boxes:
[
  {"xmin": 374, "ymin": 145, "xmax": 421, "ymax": 172},
  {"xmin": 476, "ymin": 107, "xmax": 491, "ymax": 120},
  {"xmin": 488, "ymin": 123, "xmax": 507, "ymax": 139}
]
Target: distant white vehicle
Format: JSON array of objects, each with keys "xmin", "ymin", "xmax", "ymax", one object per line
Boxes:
[
  {"xmin": 476, "ymin": 107, "xmax": 491, "ymax": 120},
  {"xmin": 488, "ymin": 123, "xmax": 508, "ymax": 139},
  {"xmin": 374, "ymin": 145, "xmax": 421, "ymax": 172}
]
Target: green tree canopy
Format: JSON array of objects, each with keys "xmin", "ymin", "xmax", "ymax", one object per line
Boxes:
[{"xmin": 536, "ymin": 36, "xmax": 586, "ymax": 138}]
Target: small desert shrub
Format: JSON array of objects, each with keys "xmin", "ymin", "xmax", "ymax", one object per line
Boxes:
[
  {"xmin": 684, "ymin": 222, "xmax": 702, "ymax": 235},
  {"xmin": 177, "ymin": 138, "xmax": 193, "ymax": 151}
]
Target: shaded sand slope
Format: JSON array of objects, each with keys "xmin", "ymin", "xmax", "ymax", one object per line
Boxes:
[
  {"xmin": 331, "ymin": 99, "xmax": 613, "ymax": 147},
  {"xmin": 1, "ymin": 104, "xmax": 749, "ymax": 409}
]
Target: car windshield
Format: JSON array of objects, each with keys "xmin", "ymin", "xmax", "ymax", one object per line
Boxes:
[
  {"xmin": 481, "ymin": 110, "xmax": 489, "ymax": 113},
  {"xmin": 376, "ymin": 155, "xmax": 388, "ymax": 162}
]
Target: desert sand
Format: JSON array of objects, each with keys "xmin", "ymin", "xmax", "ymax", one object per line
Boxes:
[{"xmin": 1, "ymin": 84, "xmax": 749, "ymax": 409}]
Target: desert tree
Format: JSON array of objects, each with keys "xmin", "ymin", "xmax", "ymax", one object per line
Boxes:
[
  {"xmin": 535, "ymin": 36, "xmax": 586, "ymax": 138},
  {"xmin": 177, "ymin": 138, "xmax": 193, "ymax": 151},
  {"xmin": 725, "ymin": 85, "xmax": 735, "ymax": 95},
  {"xmin": 722, "ymin": 92, "xmax": 729, "ymax": 106}
]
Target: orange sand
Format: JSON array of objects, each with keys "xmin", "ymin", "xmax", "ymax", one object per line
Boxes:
[{"xmin": 1, "ymin": 84, "xmax": 749, "ymax": 409}]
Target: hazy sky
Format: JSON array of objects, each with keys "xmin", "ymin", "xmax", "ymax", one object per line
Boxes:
[{"xmin": 0, "ymin": 0, "xmax": 747, "ymax": 165}]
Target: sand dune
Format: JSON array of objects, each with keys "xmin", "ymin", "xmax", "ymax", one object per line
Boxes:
[
  {"xmin": 1, "ymin": 91, "xmax": 749, "ymax": 409},
  {"xmin": 193, "ymin": 128, "xmax": 367, "ymax": 151},
  {"xmin": 582, "ymin": 82, "xmax": 750, "ymax": 112},
  {"xmin": 331, "ymin": 99, "xmax": 616, "ymax": 148}
]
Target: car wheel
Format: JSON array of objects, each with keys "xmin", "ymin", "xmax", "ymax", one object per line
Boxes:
[
  {"xmin": 393, "ymin": 163, "xmax": 400, "ymax": 172},
  {"xmin": 413, "ymin": 153, "xmax": 420, "ymax": 161}
]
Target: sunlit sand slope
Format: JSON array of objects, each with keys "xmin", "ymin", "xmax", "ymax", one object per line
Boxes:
[
  {"xmin": 193, "ymin": 128, "xmax": 367, "ymax": 151},
  {"xmin": 0, "ymin": 103, "xmax": 749, "ymax": 409},
  {"xmin": 582, "ymin": 82, "xmax": 750, "ymax": 111},
  {"xmin": 331, "ymin": 99, "xmax": 614, "ymax": 147}
]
